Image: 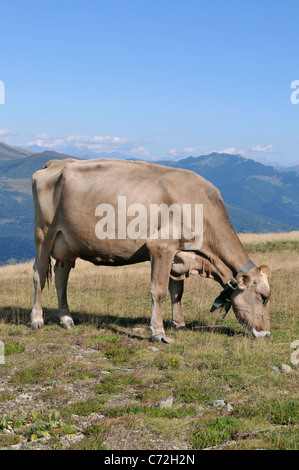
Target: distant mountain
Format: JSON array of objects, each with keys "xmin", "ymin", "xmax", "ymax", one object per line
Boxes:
[
  {"xmin": 225, "ymin": 204, "xmax": 293, "ymax": 233},
  {"xmin": 26, "ymin": 143, "xmax": 143, "ymax": 161},
  {"xmin": 0, "ymin": 142, "xmax": 36, "ymax": 176},
  {"xmin": 155, "ymin": 153, "xmax": 299, "ymax": 230},
  {"xmin": 4, "ymin": 150, "xmax": 82, "ymax": 179},
  {"xmin": 0, "ymin": 142, "xmax": 35, "ymax": 161},
  {"xmin": 0, "ymin": 147, "xmax": 82, "ymax": 264},
  {"xmin": 0, "ymin": 143, "xmax": 299, "ymax": 264},
  {"xmin": 281, "ymin": 163, "xmax": 299, "ymax": 174}
]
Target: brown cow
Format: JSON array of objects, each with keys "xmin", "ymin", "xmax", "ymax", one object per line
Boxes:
[{"xmin": 31, "ymin": 158, "xmax": 270, "ymax": 342}]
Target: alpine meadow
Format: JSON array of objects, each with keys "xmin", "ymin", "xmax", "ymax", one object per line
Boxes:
[{"xmin": 0, "ymin": 232, "xmax": 298, "ymax": 450}]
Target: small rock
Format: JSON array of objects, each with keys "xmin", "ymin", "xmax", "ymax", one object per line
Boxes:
[
  {"xmin": 19, "ymin": 393, "xmax": 30, "ymax": 400},
  {"xmin": 209, "ymin": 399, "xmax": 226, "ymax": 407},
  {"xmin": 3, "ymin": 429, "xmax": 13, "ymax": 435},
  {"xmin": 227, "ymin": 403, "xmax": 234, "ymax": 413},
  {"xmin": 270, "ymin": 364, "xmax": 293, "ymax": 373},
  {"xmin": 10, "ymin": 443, "xmax": 23, "ymax": 450},
  {"xmin": 84, "ymin": 349, "xmax": 100, "ymax": 355},
  {"xmin": 59, "ymin": 433, "xmax": 85, "ymax": 449},
  {"xmin": 79, "ymin": 412, "xmax": 106, "ymax": 429},
  {"xmin": 71, "ymin": 414, "xmax": 81, "ymax": 422},
  {"xmin": 148, "ymin": 346, "xmax": 159, "ymax": 352},
  {"xmin": 281, "ymin": 364, "xmax": 293, "ymax": 373},
  {"xmin": 159, "ymin": 396, "xmax": 173, "ymax": 409},
  {"xmin": 101, "ymin": 370, "xmax": 111, "ymax": 375},
  {"xmin": 64, "ymin": 433, "xmax": 85, "ymax": 442}
]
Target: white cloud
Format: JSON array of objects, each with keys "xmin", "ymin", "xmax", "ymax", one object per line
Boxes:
[
  {"xmin": 182, "ymin": 147, "xmax": 196, "ymax": 154},
  {"xmin": 251, "ymin": 145, "xmax": 274, "ymax": 152},
  {"xmin": 0, "ymin": 131, "xmax": 278, "ymax": 164},
  {"xmin": 12, "ymin": 132, "xmax": 151, "ymax": 158},
  {"xmin": 27, "ymin": 133, "xmax": 65, "ymax": 148},
  {"xmin": 64, "ymin": 135, "xmax": 151, "ymax": 156},
  {"xmin": 66, "ymin": 135, "xmax": 129, "ymax": 147},
  {"xmin": 220, "ymin": 147, "xmax": 237, "ymax": 154},
  {"xmin": 130, "ymin": 145, "xmax": 150, "ymax": 156},
  {"xmin": 218, "ymin": 145, "xmax": 274, "ymax": 158},
  {"xmin": 169, "ymin": 147, "xmax": 196, "ymax": 157},
  {"xmin": 213, "ymin": 145, "xmax": 278, "ymax": 165},
  {"xmin": 169, "ymin": 148, "xmax": 178, "ymax": 156}
]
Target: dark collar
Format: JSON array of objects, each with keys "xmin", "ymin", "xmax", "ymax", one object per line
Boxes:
[{"xmin": 210, "ymin": 260, "xmax": 255, "ymax": 313}]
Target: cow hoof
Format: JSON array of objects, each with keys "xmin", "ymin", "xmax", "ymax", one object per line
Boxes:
[
  {"xmin": 152, "ymin": 335, "xmax": 174, "ymax": 344},
  {"xmin": 60, "ymin": 316, "xmax": 74, "ymax": 330},
  {"xmin": 31, "ymin": 320, "xmax": 44, "ymax": 330}
]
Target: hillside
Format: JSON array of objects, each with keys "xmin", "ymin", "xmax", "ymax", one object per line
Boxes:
[
  {"xmin": 0, "ymin": 144, "xmax": 81, "ymax": 263},
  {"xmin": 4, "ymin": 150, "xmax": 82, "ymax": 179},
  {"xmin": 0, "ymin": 142, "xmax": 35, "ymax": 161},
  {"xmin": 0, "ymin": 142, "xmax": 299, "ymax": 264},
  {"xmin": 284, "ymin": 163, "xmax": 299, "ymax": 173},
  {"xmin": 156, "ymin": 153, "xmax": 299, "ymax": 230},
  {"xmin": 0, "ymin": 143, "xmax": 35, "ymax": 176}
]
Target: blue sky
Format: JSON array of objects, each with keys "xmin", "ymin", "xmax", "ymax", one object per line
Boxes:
[{"xmin": 0, "ymin": 0, "xmax": 299, "ymax": 163}]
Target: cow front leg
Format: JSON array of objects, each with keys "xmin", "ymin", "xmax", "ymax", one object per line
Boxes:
[
  {"xmin": 169, "ymin": 278, "xmax": 186, "ymax": 329},
  {"xmin": 54, "ymin": 260, "xmax": 74, "ymax": 330},
  {"xmin": 148, "ymin": 248, "xmax": 176, "ymax": 343},
  {"xmin": 31, "ymin": 256, "xmax": 50, "ymax": 329}
]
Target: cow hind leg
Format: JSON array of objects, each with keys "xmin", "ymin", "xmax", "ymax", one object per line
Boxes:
[
  {"xmin": 148, "ymin": 246, "xmax": 177, "ymax": 343},
  {"xmin": 169, "ymin": 278, "xmax": 186, "ymax": 329},
  {"xmin": 54, "ymin": 260, "xmax": 75, "ymax": 330}
]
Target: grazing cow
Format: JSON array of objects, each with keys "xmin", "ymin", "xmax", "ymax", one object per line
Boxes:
[{"xmin": 31, "ymin": 158, "xmax": 270, "ymax": 342}]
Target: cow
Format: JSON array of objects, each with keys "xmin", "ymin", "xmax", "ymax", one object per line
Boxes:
[{"xmin": 31, "ymin": 158, "xmax": 271, "ymax": 342}]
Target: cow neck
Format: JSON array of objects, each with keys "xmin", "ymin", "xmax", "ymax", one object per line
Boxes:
[{"xmin": 200, "ymin": 227, "xmax": 251, "ymax": 288}]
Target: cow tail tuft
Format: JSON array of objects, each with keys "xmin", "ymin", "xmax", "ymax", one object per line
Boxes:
[{"xmin": 46, "ymin": 257, "xmax": 53, "ymax": 287}]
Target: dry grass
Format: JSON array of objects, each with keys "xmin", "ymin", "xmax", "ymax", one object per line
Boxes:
[
  {"xmin": 0, "ymin": 233, "xmax": 298, "ymax": 450},
  {"xmin": 238, "ymin": 230, "xmax": 299, "ymax": 244}
]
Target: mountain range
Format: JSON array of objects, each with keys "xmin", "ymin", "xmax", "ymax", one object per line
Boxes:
[{"xmin": 0, "ymin": 142, "xmax": 298, "ymax": 264}]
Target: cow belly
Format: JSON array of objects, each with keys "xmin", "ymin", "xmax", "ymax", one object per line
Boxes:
[
  {"xmin": 80, "ymin": 240, "xmax": 151, "ymax": 266},
  {"xmin": 52, "ymin": 229, "xmax": 151, "ymax": 266}
]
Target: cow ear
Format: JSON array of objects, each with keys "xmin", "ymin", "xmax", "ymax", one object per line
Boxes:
[
  {"xmin": 259, "ymin": 265, "xmax": 270, "ymax": 278},
  {"xmin": 236, "ymin": 272, "xmax": 253, "ymax": 290}
]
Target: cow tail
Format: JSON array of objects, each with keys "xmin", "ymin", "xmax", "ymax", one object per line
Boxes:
[{"xmin": 46, "ymin": 257, "xmax": 53, "ymax": 287}]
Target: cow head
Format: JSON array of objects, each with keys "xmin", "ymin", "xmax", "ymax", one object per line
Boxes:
[{"xmin": 229, "ymin": 265, "xmax": 271, "ymax": 337}]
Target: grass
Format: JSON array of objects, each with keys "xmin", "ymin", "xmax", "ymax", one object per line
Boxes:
[
  {"xmin": 243, "ymin": 240, "xmax": 299, "ymax": 253},
  {"xmin": 190, "ymin": 417, "xmax": 241, "ymax": 449},
  {"xmin": 0, "ymin": 231, "xmax": 298, "ymax": 449}
]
